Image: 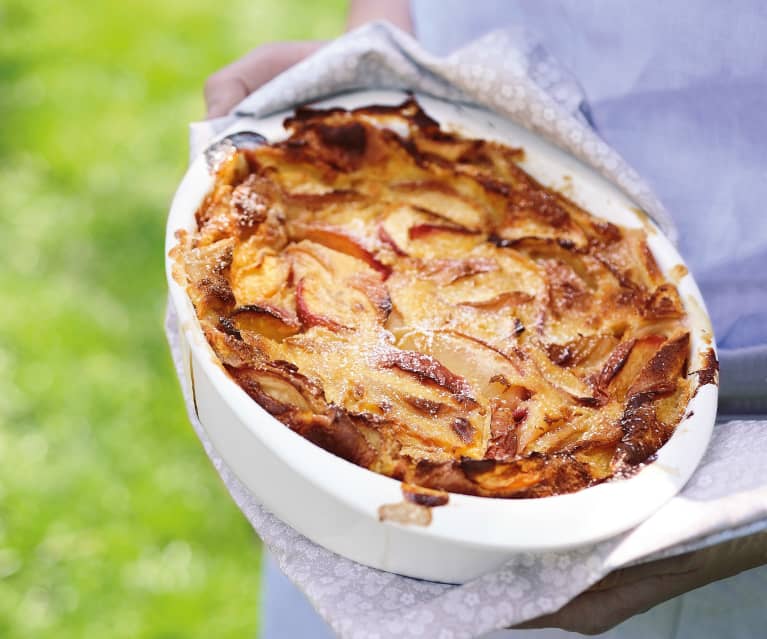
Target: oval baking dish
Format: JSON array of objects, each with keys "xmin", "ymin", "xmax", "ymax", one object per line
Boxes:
[{"xmin": 166, "ymin": 89, "xmax": 718, "ymax": 583}]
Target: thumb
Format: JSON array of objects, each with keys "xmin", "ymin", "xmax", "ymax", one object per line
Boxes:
[
  {"xmin": 204, "ymin": 74, "xmax": 249, "ymax": 119},
  {"xmin": 203, "ymin": 41, "xmax": 325, "ymax": 119}
]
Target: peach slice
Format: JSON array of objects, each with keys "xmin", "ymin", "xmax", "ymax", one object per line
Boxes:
[
  {"xmin": 458, "ymin": 291, "xmax": 534, "ymax": 310},
  {"xmin": 289, "ymin": 222, "xmax": 391, "ymax": 277},
  {"xmin": 593, "ymin": 228, "xmax": 664, "ymax": 290},
  {"xmin": 231, "ymin": 304, "xmax": 301, "ymax": 341},
  {"xmin": 524, "ymin": 342, "xmax": 595, "ymax": 403},
  {"xmin": 230, "ymin": 240, "xmax": 291, "ymax": 307},
  {"xmin": 283, "ymin": 188, "xmax": 363, "ymax": 212},
  {"xmin": 390, "ymin": 180, "xmax": 485, "ymax": 230},
  {"xmin": 644, "ymin": 283, "xmax": 685, "ymax": 319},
  {"xmin": 626, "ymin": 332, "xmax": 690, "ymax": 400},
  {"xmin": 546, "ymin": 333, "xmax": 620, "ymax": 370},
  {"xmin": 397, "ymin": 329, "xmax": 529, "ymax": 401},
  {"xmin": 408, "ymin": 223, "xmax": 479, "ymax": 240},
  {"xmin": 418, "ymin": 247, "xmax": 540, "ymax": 311},
  {"xmin": 229, "ymin": 366, "xmax": 314, "ymax": 415},
  {"xmin": 595, "ymin": 339, "xmax": 636, "ymax": 388},
  {"xmin": 377, "ymin": 223, "xmax": 408, "ymax": 256},
  {"xmin": 295, "ymin": 278, "xmax": 350, "ymax": 332},
  {"xmin": 378, "ymin": 204, "xmax": 446, "ymax": 257},
  {"xmin": 600, "ymin": 334, "xmax": 666, "ymax": 401},
  {"xmin": 347, "ymin": 272, "xmax": 392, "ymax": 320},
  {"xmin": 419, "ymin": 257, "xmax": 498, "ymax": 285},
  {"xmin": 406, "ymin": 224, "xmax": 484, "ymax": 260},
  {"xmin": 376, "ymin": 348, "xmax": 475, "ymax": 404},
  {"xmin": 289, "ymin": 241, "xmax": 387, "ymax": 330},
  {"xmin": 183, "ymin": 237, "xmax": 236, "ymax": 313},
  {"xmin": 485, "ymin": 398, "xmax": 523, "ymax": 461}
]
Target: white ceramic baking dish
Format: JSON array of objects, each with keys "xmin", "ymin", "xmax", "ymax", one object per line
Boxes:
[{"xmin": 165, "ymin": 89, "xmax": 718, "ymax": 583}]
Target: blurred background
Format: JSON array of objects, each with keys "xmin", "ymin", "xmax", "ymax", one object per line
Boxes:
[{"xmin": 0, "ymin": 1, "xmax": 346, "ymax": 636}]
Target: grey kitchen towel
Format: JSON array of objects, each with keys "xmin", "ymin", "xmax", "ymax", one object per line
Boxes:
[{"xmin": 173, "ymin": 21, "xmax": 767, "ymax": 639}]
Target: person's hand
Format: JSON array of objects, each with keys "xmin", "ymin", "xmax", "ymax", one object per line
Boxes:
[
  {"xmin": 203, "ymin": 0, "xmax": 412, "ymax": 118},
  {"xmin": 204, "ymin": 41, "xmax": 325, "ymax": 118},
  {"xmin": 517, "ymin": 532, "xmax": 767, "ymax": 635}
]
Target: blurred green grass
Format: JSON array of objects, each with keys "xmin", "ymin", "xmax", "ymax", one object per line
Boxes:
[{"xmin": 0, "ymin": 1, "xmax": 346, "ymax": 636}]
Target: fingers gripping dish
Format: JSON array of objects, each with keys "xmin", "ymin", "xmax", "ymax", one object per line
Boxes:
[{"xmin": 172, "ymin": 98, "xmax": 697, "ymax": 499}]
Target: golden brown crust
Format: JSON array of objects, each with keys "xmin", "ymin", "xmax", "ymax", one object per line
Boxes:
[{"xmin": 175, "ymin": 97, "xmax": 697, "ymax": 498}]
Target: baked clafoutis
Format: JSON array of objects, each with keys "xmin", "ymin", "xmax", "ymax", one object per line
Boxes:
[{"xmin": 173, "ymin": 98, "xmax": 709, "ymax": 499}]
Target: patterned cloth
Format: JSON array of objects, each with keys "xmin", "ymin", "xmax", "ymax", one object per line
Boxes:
[{"xmin": 176, "ymin": 21, "xmax": 767, "ymax": 639}]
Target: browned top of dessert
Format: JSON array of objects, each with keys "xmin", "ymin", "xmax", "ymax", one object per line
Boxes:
[{"xmin": 174, "ymin": 97, "xmax": 695, "ymax": 498}]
